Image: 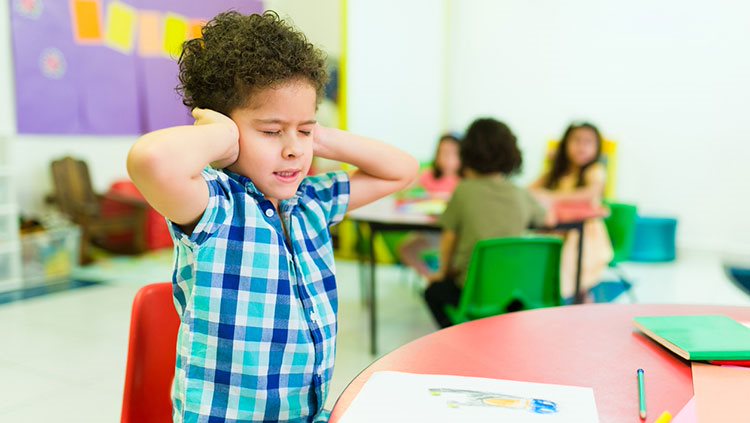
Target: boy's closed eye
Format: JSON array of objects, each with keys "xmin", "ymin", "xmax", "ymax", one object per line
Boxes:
[{"xmin": 258, "ymin": 129, "xmax": 312, "ymax": 137}]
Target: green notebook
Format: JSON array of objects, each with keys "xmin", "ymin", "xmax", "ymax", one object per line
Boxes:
[{"xmin": 633, "ymin": 315, "xmax": 750, "ymax": 361}]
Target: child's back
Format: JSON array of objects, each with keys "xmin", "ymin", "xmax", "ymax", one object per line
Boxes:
[
  {"xmin": 442, "ymin": 176, "xmax": 546, "ymax": 285},
  {"xmin": 424, "ymin": 118, "xmax": 550, "ymax": 328}
]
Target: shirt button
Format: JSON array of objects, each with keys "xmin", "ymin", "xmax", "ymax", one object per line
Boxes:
[{"xmin": 265, "ymin": 208, "xmax": 274, "ymax": 217}]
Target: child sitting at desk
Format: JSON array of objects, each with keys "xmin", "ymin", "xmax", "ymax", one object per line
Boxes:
[
  {"xmin": 424, "ymin": 118, "xmax": 554, "ymax": 328},
  {"xmin": 398, "ymin": 133, "xmax": 461, "ymax": 278},
  {"xmin": 529, "ymin": 122, "xmax": 613, "ymax": 301}
]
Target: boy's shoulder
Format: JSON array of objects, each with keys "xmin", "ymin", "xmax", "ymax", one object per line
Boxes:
[{"xmin": 298, "ymin": 171, "xmax": 350, "ymax": 200}]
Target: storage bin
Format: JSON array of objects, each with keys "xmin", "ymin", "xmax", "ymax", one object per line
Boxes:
[
  {"xmin": 0, "ymin": 243, "xmax": 22, "ymax": 293},
  {"xmin": 21, "ymin": 226, "xmax": 81, "ymax": 287},
  {"xmin": 630, "ymin": 216, "xmax": 677, "ymax": 262}
]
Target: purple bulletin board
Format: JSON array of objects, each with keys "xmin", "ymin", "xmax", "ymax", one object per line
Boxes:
[{"xmin": 9, "ymin": 0, "xmax": 263, "ymax": 135}]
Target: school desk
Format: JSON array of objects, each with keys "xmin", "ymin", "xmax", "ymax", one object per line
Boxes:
[
  {"xmin": 347, "ymin": 197, "xmax": 604, "ymax": 355},
  {"xmin": 329, "ymin": 304, "xmax": 750, "ymax": 423}
]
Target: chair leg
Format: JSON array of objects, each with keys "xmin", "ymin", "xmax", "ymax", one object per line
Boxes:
[
  {"xmin": 610, "ymin": 264, "xmax": 637, "ymax": 303},
  {"xmin": 79, "ymin": 226, "xmax": 94, "ymax": 265}
]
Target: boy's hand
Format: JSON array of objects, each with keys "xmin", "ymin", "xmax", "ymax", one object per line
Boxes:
[
  {"xmin": 312, "ymin": 124, "xmax": 335, "ymax": 159},
  {"xmin": 192, "ymin": 108, "xmax": 240, "ymax": 168},
  {"xmin": 426, "ymin": 272, "xmax": 444, "ymax": 285},
  {"xmin": 192, "ymin": 107, "xmax": 234, "ymax": 127}
]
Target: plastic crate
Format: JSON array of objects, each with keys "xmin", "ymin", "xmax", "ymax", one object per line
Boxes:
[
  {"xmin": 0, "ymin": 209, "xmax": 17, "ymax": 241},
  {"xmin": 630, "ymin": 217, "xmax": 678, "ymax": 262},
  {"xmin": 21, "ymin": 226, "xmax": 81, "ymax": 287},
  {"xmin": 0, "ymin": 244, "xmax": 22, "ymax": 293},
  {"xmin": 0, "ymin": 174, "xmax": 9, "ymax": 204}
]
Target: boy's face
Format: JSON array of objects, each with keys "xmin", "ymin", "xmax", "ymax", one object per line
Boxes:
[{"xmin": 228, "ymin": 81, "xmax": 317, "ymax": 207}]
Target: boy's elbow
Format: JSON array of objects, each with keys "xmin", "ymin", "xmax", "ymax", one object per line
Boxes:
[{"xmin": 127, "ymin": 140, "xmax": 167, "ymax": 186}]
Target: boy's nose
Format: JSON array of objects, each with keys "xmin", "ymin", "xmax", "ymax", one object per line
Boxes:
[{"xmin": 282, "ymin": 136, "xmax": 304, "ymax": 158}]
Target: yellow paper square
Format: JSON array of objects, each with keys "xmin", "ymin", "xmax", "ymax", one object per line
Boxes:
[
  {"xmin": 138, "ymin": 11, "xmax": 163, "ymax": 57},
  {"xmin": 70, "ymin": 0, "xmax": 103, "ymax": 44},
  {"xmin": 105, "ymin": 1, "xmax": 137, "ymax": 54},
  {"xmin": 163, "ymin": 13, "xmax": 188, "ymax": 58}
]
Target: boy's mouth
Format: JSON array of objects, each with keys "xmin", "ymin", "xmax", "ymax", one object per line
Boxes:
[{"xmin": 273, "ymin": 169, "xmax": 301, "ymax": 183}]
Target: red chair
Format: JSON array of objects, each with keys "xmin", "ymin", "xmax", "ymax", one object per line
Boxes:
[{"xmin": 121, "ymin": 283, "xmax": 180, "ymax": 423}]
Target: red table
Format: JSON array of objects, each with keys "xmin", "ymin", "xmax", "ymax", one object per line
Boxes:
[{"xmin": 329, "ymin": 304, "xmax": 750, "ymax": 423}]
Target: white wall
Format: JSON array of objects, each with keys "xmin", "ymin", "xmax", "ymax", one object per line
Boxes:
[
  {"xmin": 446, "ymin": 0, "xmax": 750, "ymax": 254},
  {"xmin": 346, "ymin": 0, "xmax": 448, "ymax": 161},
  {"xmin": 265, "ymin": 0, "xmax": 341, "ymax": 57}
]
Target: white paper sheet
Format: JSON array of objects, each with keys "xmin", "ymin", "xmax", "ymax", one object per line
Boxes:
[{"xmin": 338, "ymin": 371, "xmax": 599, "ymax": 423}]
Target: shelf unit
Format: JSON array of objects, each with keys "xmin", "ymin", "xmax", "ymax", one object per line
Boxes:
[{"xmin": 0, "ymin": 136, "xmax": 21, "ymax": 293}]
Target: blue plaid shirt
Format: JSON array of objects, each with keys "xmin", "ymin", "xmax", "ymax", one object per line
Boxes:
[{"xmin": 167, "ymin": 168, "xmax": 350, "ymax": 422}]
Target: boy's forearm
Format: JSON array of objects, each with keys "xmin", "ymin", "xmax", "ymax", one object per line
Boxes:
[
  {"xmin": 128, "ymin": 123, "xmax": 238, "ymax": 181},
  {"xmin": 436, "ymin": 230, "xmax": 457, "ymax": 278},
  {"xmin": 315, "ymin": 127, "xmax": 417, "ymax": 183}
]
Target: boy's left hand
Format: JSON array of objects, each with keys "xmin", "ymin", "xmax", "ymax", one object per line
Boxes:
[
  {"xmin": 426, "ymin": 272, "xmax": 444, "ymax": 285},
  {"xmin": 312, "ymin": 124, "xmax": 335, "ymax": 160}
]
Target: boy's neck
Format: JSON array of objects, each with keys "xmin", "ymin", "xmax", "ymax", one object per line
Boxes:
[{"xmin": 464, "ymin": 169, "xmax": 503, "ymax": 180}]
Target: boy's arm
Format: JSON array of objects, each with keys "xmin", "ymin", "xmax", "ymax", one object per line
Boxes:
[
  {"xmin": 428, "ymin": 229, "xmax": 458, "ymax": 284},
  {"xmin": 313, "ymin": 126, "xmax": 419, "ymax": 211},
  {"xmin": 127, "ymin": 108, "xmax": 239, "ymax": 229}
]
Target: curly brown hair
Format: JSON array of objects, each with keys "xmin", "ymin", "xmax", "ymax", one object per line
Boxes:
[
  {"xmin": 460, "ymin": 118, "xmax": 522, "ymax": 175},
  {"xmin": 177, "ymin": 10, "xmax": 328, "ymax": 115}
]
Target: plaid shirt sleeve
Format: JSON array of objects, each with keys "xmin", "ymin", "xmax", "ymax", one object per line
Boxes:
[
  {"xmin": 167, "ymin": 167, "xmax": 233, "ymax": 246},
  {"xmin": 302, "ymin": 171, "xmax": 351, "ymax": 226}
]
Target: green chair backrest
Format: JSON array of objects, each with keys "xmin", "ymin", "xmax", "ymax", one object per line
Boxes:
[
  {"xmin": 453, "ymin": 237, "xmax": 563, "ymax": 322},
  {"xmin": 603, "ymin": 202, "xmax": 638, "ymax": 265}
]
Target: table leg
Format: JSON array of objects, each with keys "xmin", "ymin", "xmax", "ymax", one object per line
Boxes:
[
  {"xmin": 369, "ymin": 225, "xmax": 377, "ymax": 356},
  {"xmin": 355, "ymin": 222, "xmax": 369, "ymax": 306},
  {"xmin": 574, "ymin": 221, "xmax": 585, "ymax": 304}
]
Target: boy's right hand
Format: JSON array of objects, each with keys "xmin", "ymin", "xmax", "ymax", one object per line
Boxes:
[{"xmin": 192, "ymin": 108, "xmax": 240, "ymax": 169}]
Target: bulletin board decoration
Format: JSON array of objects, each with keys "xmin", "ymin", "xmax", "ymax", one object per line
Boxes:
[{"xmin": 10, "ymin": 0, "xmax": 263, "ymax": 135}]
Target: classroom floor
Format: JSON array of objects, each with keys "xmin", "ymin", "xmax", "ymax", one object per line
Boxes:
[{"xmin": 1, "ymin": 249, "xmax": 749, "ymax": 421}]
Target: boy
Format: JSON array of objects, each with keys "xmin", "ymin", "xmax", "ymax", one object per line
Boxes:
[
  {"xmin": 127, "ymin": 11, "xmax": 418, "ymax": 422},
  {"xmin": 423, "ymin": 118, "xmax": 554, "ymax": 328}
]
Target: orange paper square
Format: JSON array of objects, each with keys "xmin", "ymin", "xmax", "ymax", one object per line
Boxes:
[
  {"xmin": 70, "ymin": 0, "xmax": 103, "ymax": 44},
  {"xmin": 189, "ymin": 20, "xmax": 206, "ymax": 40},
  {"xmin": 138, "ymin": 12, "xmax": 163, "ymax": 57}
]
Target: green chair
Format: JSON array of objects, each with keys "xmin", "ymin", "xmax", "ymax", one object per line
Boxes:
[
  {"xmin": 593, "ymin": 201, "xmax": 638, "ymax": 302},
  {"xmin": 445, "ymin": 237, "xmax": 563, "ymax": 325},
  {"xmin": 604, "ymin": 202, "xmax": 638, "ymax": 266}
]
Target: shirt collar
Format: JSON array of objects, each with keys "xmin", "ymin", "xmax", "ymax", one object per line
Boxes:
[{"xmin": 222, "ymin": 169, "xmax": 308, "ymax": 211}]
